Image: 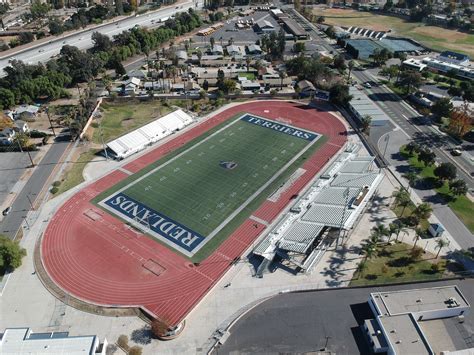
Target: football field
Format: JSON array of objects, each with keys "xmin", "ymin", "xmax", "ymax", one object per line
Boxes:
[{"xmin": 98, "ymin": 114, "xmax": 320, "ymax": 257}]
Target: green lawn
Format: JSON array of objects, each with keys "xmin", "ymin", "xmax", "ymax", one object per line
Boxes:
[
  {"xmin": 95, "ymin": 114, "xmax": 323, "ymax": 261},
  {"xmin": 312, "ymin": 8, "xmax": 474, "ymax": 57},
  {"xmin": 351, "ymin": 242, "xmax": 447, "ymax": 286},
  {"xmin": 400, "ymin": 146, "xmax": 474, "ymax": 233},
  {"xmin": 95, "ymin": 101, "xmax": 172, "ymax": 144},
  {"xmin": 53, "ymin": 149, "xmax": 100, "ymax": 195},
  {"xmin": 240, "ymin": 72, "xmax": 256, "ymax": 80}
]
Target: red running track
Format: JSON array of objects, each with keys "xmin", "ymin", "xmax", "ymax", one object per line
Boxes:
[{"xmin": 41, "ymin": 101, "xmax": 347, "ymax": 327}]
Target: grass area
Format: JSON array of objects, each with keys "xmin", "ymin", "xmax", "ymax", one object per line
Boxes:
[
  {"xmin": 240, "ymin": 72, "xmax": 256, "ymax": 80},
  {"xmin": 350, "ymin": 242, "xmax": 447, "ymax": 286},
  {"xmin": 312, "ymin": 8, "xmax": 474, "ymax": 57},
  {"xmin": 94, "ymin": 101, "xmax": 172, "ymax": 144},
  {"xmin": 392, "ymin": 203, "xmax": 430, "ymax": 231},
  {"xmin": 400, "ymin": 146, "xmax": 474, "ymax": 233},
  {"xmin": 54, "ymin": 149, "xmax": 100, "ymax": 195},
  {"xmin": 94, "ymin": 113, "xmax": 325, "ymax": 262}
]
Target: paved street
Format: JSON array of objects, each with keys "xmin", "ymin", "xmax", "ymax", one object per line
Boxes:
[
  {"xmin": 0, "ymin": 0, "xmax": 203, "ymax": 74},
  {"xmin": 216, "ymin": 279, "xmax": 474, "ymax": 355},
  {"xmin": 0, "ymin": 139, "xmax": 70, "ymax": 238}
]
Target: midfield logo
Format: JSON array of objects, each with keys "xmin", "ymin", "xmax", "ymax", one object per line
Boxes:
[
  {"xmin": 241, "ymin": 114, "xmax": 318, "ymax": 141},
  {"xmin": 103, "ymin": 192, "xmax": 204, "ymax": 253},
  {"xmin": 219, "ymin": 160, "xmax": 238, "ymax": 170}
]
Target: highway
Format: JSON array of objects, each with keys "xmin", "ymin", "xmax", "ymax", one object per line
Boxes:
[{"xmin": 0, "ymin": 0, "xmax": 202, "ymax": 73}]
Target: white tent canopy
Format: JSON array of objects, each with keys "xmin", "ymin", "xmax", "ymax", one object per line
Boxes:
[{"xmin": 106, "ymin": 109, "xmax": 193, "ymax": 160}]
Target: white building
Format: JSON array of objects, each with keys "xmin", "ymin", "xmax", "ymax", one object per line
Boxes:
[
  {"xmin": 0, "ymin": 328, "xmax": 107, "ymax": 354},
  {"xmin": 365, "ymin": 286, "xmax": 470, "ymax": 355}
]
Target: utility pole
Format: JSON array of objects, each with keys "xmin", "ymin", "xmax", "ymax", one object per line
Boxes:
[
  {"xmin": 382, "ymin": 133, "xmax": 390, "ymax": 162},
  {"xmin": 16, "ymin": 135, "xmax": 35, "ymax": 167},
  {"xmin": 46, "ymin": 108, "xmax": 57, "ymax": 137}
]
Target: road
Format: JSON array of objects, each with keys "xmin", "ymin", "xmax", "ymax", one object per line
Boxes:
[
  {"xmin": 0, "ymin": 139, "xmax": 70, "ymax": 239},
  {"xmin": 353, "ymin": 68, "xmax": 474, "ymax": 190},
  {"xmin": 216, "ymin": 279, "xmax": 474, "ymax": 355},
  {"xmin": 0, "ymin": 0, "xmax": 202, "ymax": 74}
]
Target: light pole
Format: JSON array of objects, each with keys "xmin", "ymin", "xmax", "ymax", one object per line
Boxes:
[
  {"xmin": 382, "ymin": 133, "xmax": 390, "ymax": 162},
  {"xmin": 16, "ymin": 135, "xmax": 35, "ymax": 167}
]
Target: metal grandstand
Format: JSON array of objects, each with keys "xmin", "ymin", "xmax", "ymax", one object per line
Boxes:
[
  {"xmin": 106, "ymin": 109, "xmax": 194, "ymax": 160},
  {"xmin": 253, "ymin": 145, "xmax": 383, "ymax": 277}
]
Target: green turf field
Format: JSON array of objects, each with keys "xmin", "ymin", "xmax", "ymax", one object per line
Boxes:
[{"xmin": 98, "ymin": 114, "xmax": 321, "ymax": 258}]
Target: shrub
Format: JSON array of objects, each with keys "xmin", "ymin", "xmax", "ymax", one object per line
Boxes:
[
  {"xmin": 381, "ymin": 264, "xmax": 389, "ymax": 274},
  {"xmin": 410, "ymin": 247, "xmax": 424, "ymax": 261},
  {"xmin": 52, "ymin": 181, "xmax": 61, "ymax": 187},
  {"xmin": 128, "ymin": 346, "xmax": 143, "ymax": 355},
  {"xmin": 50, "ymin": 186, "xmax": 59, "ymax": 194},
  {"xmin": 430, "ymin": 263, "xmax": 440, "ymax": 273},
  {"xmin": 117, "ymin": 335, "xmax": 129, "ymax": 350}
]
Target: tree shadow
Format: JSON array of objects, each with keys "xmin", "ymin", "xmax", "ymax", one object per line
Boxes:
[
  {"xmin": 131, "ymin": 325, "xmax": 153, "ymax": 345},
  {"xmin": 422, "ymin": 193, "xmax": 449, "ymax": 205},
  {"xmin": 387, "ymin": 256, "xmax": 413, "ymax": 267}
]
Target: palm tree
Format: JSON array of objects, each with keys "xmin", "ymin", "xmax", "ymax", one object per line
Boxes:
[
  {"xmin": 412, "ymin": 203, "xmax": 433, "ymax": 225},
  {"xmin": 210, "ymin": 36, "xmax": 215, "ymax": 49},
  {"xmin": 392, "ymin": 187, "xmax": 411, "ymax": 216},
  {"xmin": 435, "ymin": 238, "xmax": 448, "ymax": 258},
  {"xmin": 371, "ymin": 224, "xmax": 390, "ymax": 241},
  {"xmin": 413, "ymin": 228, "xmax": 423, "ymax": 249},
  {"xmin": 393, "ymin": 220, "xmax": 409, "ymax": 242},
  {"xmin": 347, "ymin": 60, "xmax": 354, "ymax": 81},
  {"xmin": 246, "ymin": 57, "xmax": 251, "ymax": 72},
  {"xmin": 396, "ymin": 52, "xmax": 407, "ymax": 82},
  {"xmin": 388, "ymin": 223, "xmax": 398, "ymax": 243}
]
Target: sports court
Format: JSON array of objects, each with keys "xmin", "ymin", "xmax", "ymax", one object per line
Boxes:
[{"xmin": 41, "ymin": 101, "xmax": 347, "ymax": 329}]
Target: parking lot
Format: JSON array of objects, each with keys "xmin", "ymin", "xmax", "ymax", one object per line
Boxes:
[{"xmin": 215, "ymin": 279, "xmax": 474, "ymax": 354}]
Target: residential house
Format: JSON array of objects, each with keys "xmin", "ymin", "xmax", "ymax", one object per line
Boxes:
[
  {"xmin": 264, "ymin": 77, "xmax": 292, "ymax": 88},
  {"xmin": 123, "ymin": 77, "xmax": 141, "ymax": 95},
  {"xmin": 0, "ymin": 127, "xmax": 16, "ymax": 145},
  {"xmin": 247, "ymin": 44, "xmax": 263, "ymax": 55},
  {"xmin": 14, "ymin": 120, "xmax": 29, "ymax": 133},
  {"xmin": 14, "ymin": 105, "xmax": 39, "ymax": 121},
  {"xmin": 126, "ymin": 69, "xmax": 147, "ymax": 80},
  {"xmin": 207, "ymin": 45, "xmax": 224, "ymax": 56},
  {"xmin": 226, "ymin": 45, "xmax": 245, "ymax": 58},
  {"xmin": 176, "ymin": 50, "xmax": 188, "ymax": 62},
  {"xmin": 297, "ymin": 80, "xmax": 316, "ymax": 96}
]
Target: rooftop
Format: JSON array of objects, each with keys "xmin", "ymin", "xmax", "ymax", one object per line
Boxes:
[
  {"xmin": 0, "ymin": 328, "xmax": 102, "ymax": 354},
  {"xmin": 371, "ymin": 286, "xmax": 470, "ymax": 316},
  {"xmin": 378, "ymin": 314, "xmax": 433, "ymax": 355}
]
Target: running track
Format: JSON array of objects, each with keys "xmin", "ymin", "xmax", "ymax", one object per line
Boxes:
[{"xmin": 41, "ymin": 101, "xmax": 347, "ymax": 327}]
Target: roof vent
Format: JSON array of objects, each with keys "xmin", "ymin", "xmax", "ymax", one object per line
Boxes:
[
  {"xmin": 416, "ymin": 298, "xmax": 422, "ymax": 303},
  {"xmin": 396, "ymin": 340, "xmax": 402, "ymax": 344},
  {"xmin": 390, "ymin": 329, "xmax": 396, "ymax": 334}
]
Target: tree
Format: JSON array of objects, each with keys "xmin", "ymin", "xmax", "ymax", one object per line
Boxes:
[
  {"xmin": 403, "ymin": 171, "xmax": 418, "ymax": 187},
  {"xmin": 49, "ymin": 18, "xmax": 65, "ymax": 35},
  {"xmin": 293, "ymin": 42, "xmax": 305, "ymax": 54},
  {"xmin": 30, "ymin": 0, "xmax": 50, "ymax": 19},
  {"xmin": 210, "ymin": 36, "xmax": 215, "ymax": 49},
  {"xmin": 91, "ymin": 32, "xmax": 112, "ymax": 52},
  {"xmin": 202, "ymin": 79, "xmax": 209, "ymax": 91},
  {"xmin": 405, "ymin": 141, "xmax": 420, "ymax": 156},
  {"xmin": 333, "ymin": 54, "xmax": 346, "ymax": 71},
  {"xmin": 380, "ymin": 65, "xmax": 399, "ymax": 82},
  {"xmin": 18, "ymin": 32, "xmax": 34, "ymax": 45},
  {"xmin": 316, "ymin": 16, "xmax": 325, "ymax": 24},
  {"xmin": 151, "ymin": 319, "xmax": 170, "ymax": 338},
  {"xmin": 371, "ymin": 224, "xmax": 390, "ymax": 241},
  {"xmin": 412, "ymin": 203, "xmax": 433, "ymax": 225},
  {"xmin": 434, "ymin": 162, "xmax": 457, "ymax": 181},
  {"xmin": 449, "ymin": 179, "xmax": 468, "ymax": 198},
  {"xmin": 360, "ymin": 115, "xmax": 372, "ymax": 135},
  {"xmin": 245, "ymin": 57, "xmax": 251, "ymax": 72},
  {"xmin": 412, "ymin": 229, "xmax": 423, "ymax": 250},
  {"xmin": 0, "ymin": 88, "xmax": 15, "ymax": 109},
  {"xmin": 448, "ymin": 103, "xmax": 473, "ymax": 138},
  {"xmin": 347, "ymin": 60, "xmax": 354, "ymax": 81},
  {"xmin": 392, "ymin": 187, "xmax": 411, "ymax": 215},
  {"xmin": 418, "ymin": 148, "xmax": 435, "ymax": 167},
  {"xmin": 393, "ymin": 220, "xmax": 409, "ymax": 242},
  {"xmin": 329, "ymin": 84, "xmax": 352, "ymax": 106},
  {"xmin": 435, "ymin": 238, "xmax": 448, "ymax": 258},
  {"xmin": 399, "ymin": 70, "xmax": 423, "ymax": 94},
  {"xmin": 325, "ymin": 25, "xmax": 336, "ymax": 38},
  {"xmin": 0, "ymin": 235, "xmax": 27, "ymax": 270},
  {"xmin": 115, "ymin": 0, "xmax": 124, "ymax": 15},
  {"xmin": 432, "ymin": 98, "xmax": 453, "ymax": 119}
]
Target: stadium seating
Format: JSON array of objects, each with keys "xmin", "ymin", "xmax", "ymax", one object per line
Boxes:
[{"xmin": 106, "ymin": 110, "xmax": 193, "ymax": 160}]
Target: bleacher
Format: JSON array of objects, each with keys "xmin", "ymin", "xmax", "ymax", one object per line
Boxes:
[{"xmin": 106, "ymin": 109, "xmax": 193, "ymax": 160}]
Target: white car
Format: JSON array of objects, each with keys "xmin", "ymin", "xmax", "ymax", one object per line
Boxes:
[{"xmin": 364, "ymin": 82, "xmax": 372, "ymax": 89}]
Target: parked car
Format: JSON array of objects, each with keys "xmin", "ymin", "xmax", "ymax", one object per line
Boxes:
[
  {"xmin": 364, "ymin": 82, "xmax": 372, "ymax": 89},
  {"xmin": 2, "ymin": 207, "xmax": 11, "ymax": 216}
]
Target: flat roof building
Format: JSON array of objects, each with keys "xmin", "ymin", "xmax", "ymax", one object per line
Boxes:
[
  {"xmin": 365, "ymin": 286, "xmax": 471, "ymax": 355},
  {"xmin": 0, "ymin": 328, "xmax": 107, "ymax": 354},
  {"xmin": 280, "ymin": 17, "xmax": 308, "ymax": 39}
]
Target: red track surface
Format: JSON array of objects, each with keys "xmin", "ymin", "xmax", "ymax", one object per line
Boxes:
[{"xmin": 41, "ymin": 101, "xmax": 347, "ymax": 326}]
